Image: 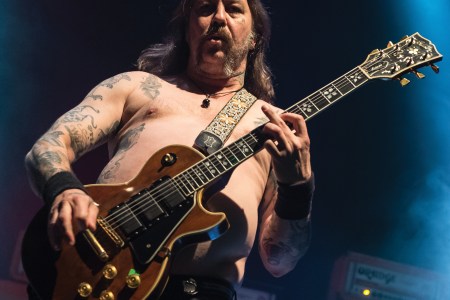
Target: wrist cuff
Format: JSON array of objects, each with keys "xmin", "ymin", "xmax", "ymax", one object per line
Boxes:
[
  {"xmin": 42, "ymin": 171, "xmax": 86, "ymax": 206},
  {"xmin": 274, "ymin": 173, "xmax": 315, "ymax": 220}
]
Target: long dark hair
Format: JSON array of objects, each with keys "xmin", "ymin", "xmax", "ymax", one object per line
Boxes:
[{"xmin": 137, "ymin": 0, "xmax": 274, "ymax": 102}]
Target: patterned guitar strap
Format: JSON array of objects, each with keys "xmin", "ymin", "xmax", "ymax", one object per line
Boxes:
[{"xmin": 194, "ymin": 88, "xmax": 257, "ymax": 155}]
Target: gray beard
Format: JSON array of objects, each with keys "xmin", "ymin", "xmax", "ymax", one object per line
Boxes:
[
  {"xmin": 198, "ymin": 31, "xmax": 255, "ymax": 77},
  {"xmin": 223, "ymin": 32, "xmax": 255, "ymax": 77}
]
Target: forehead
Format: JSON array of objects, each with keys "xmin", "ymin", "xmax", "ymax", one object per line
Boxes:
[{"xmin": 191, "ymin": 0, "xmax": 250, "ymax": 6}]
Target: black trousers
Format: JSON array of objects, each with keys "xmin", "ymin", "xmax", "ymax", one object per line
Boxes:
[
  {"xmin": 28, "ymin": 276, "xmax": 236, "ymax": 300},
  {"xmin": 157, "ymin": 275, "xmax": 237, "ymax": 300}
]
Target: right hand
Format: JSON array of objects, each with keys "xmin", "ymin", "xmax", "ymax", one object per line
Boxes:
[{"xmin": 48, "ymin": 189, "xmax": 99, "ymax": 250}]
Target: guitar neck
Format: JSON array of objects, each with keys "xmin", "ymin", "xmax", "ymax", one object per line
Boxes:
[
  {"xmin": 285, "ymin": 67, "xmax": 369, "ymax": 120},
  {"xmin": 172, "ymin": 67, "xmax": 370, "ymax": 197}
]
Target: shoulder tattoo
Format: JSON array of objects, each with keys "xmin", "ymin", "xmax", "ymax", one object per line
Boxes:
[
  {"xmin": 140, "ymin": 74, "xmax": 162, "ymax": 100},
  {"xmin": 85, "ymin": 73, "xmax": 132, "ymax": 101}
]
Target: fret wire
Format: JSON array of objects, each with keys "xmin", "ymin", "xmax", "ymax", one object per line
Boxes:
[
  {"xmin": 209, "ymin": 153, "xmax": 227, "ymax": 173},
  {"xmin": 198, "ymin": 164, "xmax": 212, "ymax": 181},
  {"xmin": 222, "ymin": 147, "xmax": 238, "ymax": 167},
  {"xmin": 106, "ymin": 59, "xmax": 389, "ymax": 228},
  {"xmin": 284, "ymin": 68, "xmax": 369, "ymax": 121},
  {"xmin": 174, "ymin": 175, "xmax": 192, "ymax": 196},
  {"xmin": 172, "ymin": 177, "xmax": 189, "ymax": 197},
  {"xmin": 344, "ymin": 72, "xmax": 358, "ymax": 88},
  {"xmin": 330, "ymin": 83, "xmax": 344, "ymax": 96},
  {"xmin": 186, "ymin": 169, "xmax": 202, "ymax": 188},
  {"xmin": 217, "ymin": 149, "xmax": 234, "ymax": 169},
  {"xmin": 108, "ymin": 64, "xmax": 376, "ymax": 228},
  {"xmin": 107, "ymin": 132, "xmax": 269, "ymax": 227},
  {"xmin": 190, "ymin": 165, "xmax": 207, "ymax": 185},
  {"xmin": 246, "ymin": 133, "xmax": 259, "ymax": 146},
  {"xmin": 198, "ymin": 161, "xmax": 215, "ymax": 180},
  {"xmin": 229, "ymin": 142, "xmax": 247, "ymax": 160},
  {"xmin": 307, "ymin": 98, "xmax": 320, "ymax": 111},
  {"xmin": 113, "ymin": 64, "xmax": 377, "ymax": 226},
  {"xmin": 204, "ymin": 157, "xmax": 221, "ymax": 176},
  {"xmin": 179, "ymin": 173, "xmax": 196, "ymax": 192},
  {"xmin": 240, "ymin": 139, "xmax": 255, "ymax": 156}
]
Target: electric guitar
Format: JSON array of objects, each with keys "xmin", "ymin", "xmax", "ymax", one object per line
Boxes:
[{"xmin": 22, "ymin": 32, "xmax": 442, "ymax": 300}]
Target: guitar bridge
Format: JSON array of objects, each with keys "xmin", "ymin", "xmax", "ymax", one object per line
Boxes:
[{"xmin": 98, "ymin": 217, "xmax": 125, "ymax": 248}]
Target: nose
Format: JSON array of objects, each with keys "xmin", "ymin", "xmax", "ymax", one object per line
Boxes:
[{"xmin": 212, "ymin": 2, "xmax": 226, "ymax": 26}]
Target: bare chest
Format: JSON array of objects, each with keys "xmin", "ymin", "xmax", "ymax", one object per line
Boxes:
[{"xmin": 107, "ymin": 87, "xmax": 265, "ymax": 178}]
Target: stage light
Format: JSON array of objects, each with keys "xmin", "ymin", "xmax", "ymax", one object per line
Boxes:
[{"xmin": 362, "ymin": 289, "xmax": 371, "ymax": 296}]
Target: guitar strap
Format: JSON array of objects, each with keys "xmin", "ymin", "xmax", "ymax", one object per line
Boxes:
[{"xmin": 194, "ymin": 88, "xmax": 257, "ymax": 155}]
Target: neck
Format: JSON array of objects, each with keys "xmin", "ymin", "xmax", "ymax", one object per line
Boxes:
[
  {"xmin": 186, "ymin": 71, "xmax": 245, "ymax": 95},
  {"xmin": 185, "ymin": 62, "xmax": 246, "ymax": 94}
]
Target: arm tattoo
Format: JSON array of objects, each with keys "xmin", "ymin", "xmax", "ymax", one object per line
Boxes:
[
  {"xmin": 51, "ymin": 105, "xmax": 100, "ymax": 130},
  {"xmin": 32, "ymin": 149, "xmax": 66, "ymax": 179},
  {"xmin": 65, "ymin": 124, "xmax": 95, "ymax": 157},
  {"xmin": 51, "ymin": 105, "xmax": 117, "ymax": 158},
  {"xmin": 113, "ymin": 123, "xmax": 145, "ymax": 156},
  {"xmin": 140, "ymin": 74, "xmax": 162, "ymax": 100},
  {"xmin": 40, "ymin": 131, "xmax": 65, "ymax": 147},
  {"xmin": 98, "ymin": 120, "xmax": 121, "ymax": 145},
  {"xmin": 262, "ymin": 218, "xmax": 311, "ymax": 267},
  {"xmin": 85, "ymin": 73, "xmax": 131, "ymax": 101},
  {"xmin": 98, "ymin": 123, "xmax": 145, "ymax": 182}
]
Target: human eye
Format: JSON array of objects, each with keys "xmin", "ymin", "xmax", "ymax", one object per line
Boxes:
[
  {"xmin": 227, "ymin": 4, "xmax": 243, "ymax": 14},
  {"xmin": 196, "ymin": 2, "xmax": 214, "ymax": 16}
]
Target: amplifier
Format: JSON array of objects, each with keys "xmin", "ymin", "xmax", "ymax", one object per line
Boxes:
[{"xmin": 328, "ymin": 252, "xmax": 450, "ymax": 300}]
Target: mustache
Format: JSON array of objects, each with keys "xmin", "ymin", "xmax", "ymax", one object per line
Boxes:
[{"xmin": 201, "ymin": 25, "xmax": 232, "ymax": 45}]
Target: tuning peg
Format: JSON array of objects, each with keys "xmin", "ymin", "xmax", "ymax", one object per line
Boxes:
[
  {"xmin": 386, "ymin": 41, "xmax": 394, "ymax": 47},
  {"xmin": 430, "ymin": 63, "xmax": 440, "ymax": 73},
  {"xmin": 400, "ymin": 35, "xmax": 409, "ymax": 41},
  {"xmin": 413, "ymin": 70, "xmax": 425, "ymax": 79},
  {"xmin": 397, "ymin": 77, "xmax": 411, "ymax": 87}
]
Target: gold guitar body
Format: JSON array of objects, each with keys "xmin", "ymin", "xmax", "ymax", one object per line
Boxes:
[{"xmin": 22, "ymin": 145, "xmax": 229, "ymax": 300}]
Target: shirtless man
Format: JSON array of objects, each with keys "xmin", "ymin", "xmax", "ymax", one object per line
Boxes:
[{"xmin": 25, "ymin": 0, "xmax": 314, "ymax": 299}]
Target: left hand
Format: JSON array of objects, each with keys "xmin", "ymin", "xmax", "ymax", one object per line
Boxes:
[{"xmin": 261, "ymin": 105, "xmax": 312, "ymax": 185}]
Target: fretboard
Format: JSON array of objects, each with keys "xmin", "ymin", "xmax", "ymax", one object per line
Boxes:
[
  {"xmin": 172, "ymin": 67, "xmax": 369, "ymax": 196},
  {"xmin": 286, "ymin": 67, "xmax": 368, "ymax": 119}
]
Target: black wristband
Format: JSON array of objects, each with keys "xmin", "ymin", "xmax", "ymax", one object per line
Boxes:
[
  {"xmin": 42, "ymin": 171, "xmax": 86, "ymax": 206},
  {"xmin": 274, "ymin": 173, "xmax": 315, "ymax": 220}
]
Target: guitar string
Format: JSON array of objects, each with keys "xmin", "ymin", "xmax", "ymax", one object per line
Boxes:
[
  {"xmin": 102, "ymin": 136, "xmax": 258, "ymax": 227},
  {"xmin": 103, "ymin": 69, "xmax": 376, "ymax": 229},
  {"xmin": 102, "ymin": 40, "xmax": 411, "ymax": 230},
  {"xmin": 104, "ymin": 68, "xmax": 370, "ymax": 227},
  {"xmin": 103, "ymin": 69, "xmax": 362, "ymax": 230},
  {"xmin": 104, "ymin": 134, "xmax": 260, "ymax": 230},
  {"xmin": 104, "ymin": 69, "xmax": 373, "ymax": 229},
  {"xmin": 289, "ymin": 36, "xmax": 418, "ymax": 116}
]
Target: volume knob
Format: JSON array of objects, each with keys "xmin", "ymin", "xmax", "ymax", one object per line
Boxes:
[
  {"xmin": 102, "ymin": 264, "xmax": 118, "ymax": 279},
  {"xmin": 77, "ymin": 282, "xmax": 92, "ymax": 298},
  {"xmin": 99, "ymin": 290, "xmax": 115, "ymax": 300},
  {"xmin": 126, "ymin": 273, "xmax": 141, "ymax": 288}
]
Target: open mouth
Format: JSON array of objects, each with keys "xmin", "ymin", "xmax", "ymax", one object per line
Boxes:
[{"xmin": 209, "ymin": 35, "xmax": 224, "ymax": 42}]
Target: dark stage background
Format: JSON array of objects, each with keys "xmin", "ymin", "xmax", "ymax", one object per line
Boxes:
[{"xmin": 1, "ymin": 0, "xmax": 450, "ymax": 299}]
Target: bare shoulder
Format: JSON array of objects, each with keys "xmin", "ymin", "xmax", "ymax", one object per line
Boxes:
[
  {"xmin": 92, "ymin": 71, "xmax": 168, "ymax": 95},
  {"xmin": 82, "ymin": 71, "xmax": 148, "ymax": 103}
]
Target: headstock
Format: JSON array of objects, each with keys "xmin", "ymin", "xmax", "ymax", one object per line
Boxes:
[{"xmin": 360, "ymin": 32, "xmax": 443, "ymax": 86}]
